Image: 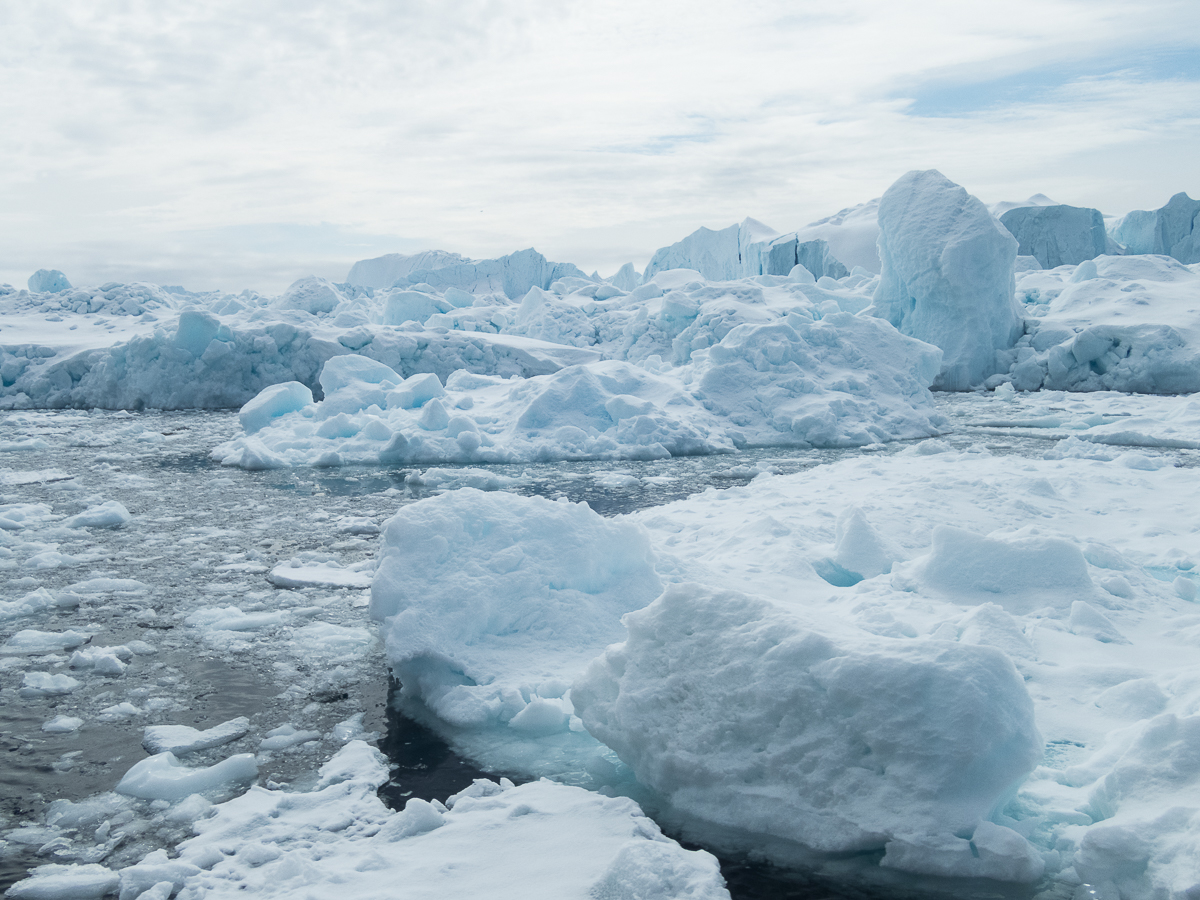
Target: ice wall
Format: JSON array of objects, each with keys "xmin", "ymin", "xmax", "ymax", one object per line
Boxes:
[
  {"xmin": 1110, "ymin": 192, "xmax": 1200, "ymax": 264},
  {"xmin": 391, "ymin": 248, "xmax": 591, "ymax": 299},
  {"xmin": 345, "ymin": 250, "xmax": 471, "ymax": 289},
  {"xmin": 869, "ymin": 170, "xmax": 1022, "ymax": 390},
  {"xmin": 999, "ymin": 204, "xmax": 1112, "ymax": 269}
]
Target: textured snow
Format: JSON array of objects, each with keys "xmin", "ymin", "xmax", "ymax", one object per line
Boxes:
[{"xmin": 100, "ymin": 741, "xmax": 730, "ymax": 900}]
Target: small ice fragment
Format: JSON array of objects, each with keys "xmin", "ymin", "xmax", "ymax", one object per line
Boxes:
[
  {"xmin": 42, "ymin": 715, "xmax": 83, "ymax": 733},
  {"xmin": 143, "ymin": 717, "xmax": 251, "ymax": 755},
  {"xmin": 115, "ymin": 752, "xmax": 258, "ymax": 801}
]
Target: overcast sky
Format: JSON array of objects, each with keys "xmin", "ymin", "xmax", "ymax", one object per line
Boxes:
[{"xmin": 2, "ymin": 0, "xmax": 1198, "ymax": 293}]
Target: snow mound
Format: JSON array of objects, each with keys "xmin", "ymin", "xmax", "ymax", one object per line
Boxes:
[
  {"xmin": 573, "ymin": 583, "xmax": 1043, "ymax": 875},
  {"xmin": 869, "ymin": 170, "xmax": 1021, "ymax": 389}
]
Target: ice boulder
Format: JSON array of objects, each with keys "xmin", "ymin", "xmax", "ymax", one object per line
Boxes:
[
  {"xmin": 238, "ymin": 381, "xmax": 314, "ymax": 433},
  {"xmin": 999, "ymin": 204, "xmax": 1111, "ymax": 269},
  {"xmin": 869, "ymin": 170, "xmax": 1022, "ymax": 390},
  {"xmin": 905, "ymin": 526, "xmax": 1097, "ymax": 614},
  {"xmin": 116, "ymin": 751, "xmax": 258, "ymax": 801},
  {"xmin": 5, "ymin": 863, "xmax": 118, "ymax": 900},
  {"xmin": 173, "ymin": 309, "xmax": 222, "ymax": 357},
  {"xmin": 573, "ymin": 584, "xmax": 1043, "ymax": 868},
  {"xmin": 371, "ymin": 489, "xmax": 662, "ymax": 731},
  {"xmin": 274, "ymin": 276, "xmax": 342, "ymax": 315},
  {"xmin": 27, "ymin": 269, "xmax": 72, "ymax": 293}
]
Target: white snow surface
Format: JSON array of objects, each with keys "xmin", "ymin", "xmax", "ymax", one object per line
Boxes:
[{"xmin": 107, "ymin": 741, "xmax": 729, "ymax": 900}]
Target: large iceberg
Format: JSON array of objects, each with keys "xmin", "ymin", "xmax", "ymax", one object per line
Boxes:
[
  {"xmin": 1109, "ymin": 192, "xmax": 1200, "ymax": 263},
  {"xmin": 999, "ymin": 204, "xmax": 1114, "ymax": 269},
  {"xmin": 868, "ymin": 169, "xmax": 1022, "ymax": 390},
  {"xmin": 345, "ymin": 250, "xmax": 471, "ymax": 289}
]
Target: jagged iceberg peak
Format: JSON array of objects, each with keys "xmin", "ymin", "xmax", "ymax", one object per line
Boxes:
[
  {"xmin": 868, "ymin": 169, "xmax": 1021, "ymax": 391},
  {"xmin": 1109, "ymin": 192, "xmax": 1200, "ymax": 264},
  {"xmin": 999, "ymin": 204, "xmax": 1114, "ymax": 269},
  {"xmin": 345, "ymin": 250, "xmax": 471, "ymax": 289},
  {"xmin": 641, "ymin": 216, "xmax": 851, "ymax": 283}
]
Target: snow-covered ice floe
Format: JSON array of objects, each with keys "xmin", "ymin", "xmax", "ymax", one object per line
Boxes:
[
  {"xmin": 211, "ymin": 310, "xmax": 945, "ymax": 467},
  {"xmin": 364, "ymin": 447, "xmax": 1200, "ymax": 895},
  {"xmin": 10, "ymin": 741, "xmax": 729, "ymax": 900}
]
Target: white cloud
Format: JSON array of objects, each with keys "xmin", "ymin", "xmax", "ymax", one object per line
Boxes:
[{"xmin": 1, "ymin": 0, "xmax": 1197, "ymax": 291}]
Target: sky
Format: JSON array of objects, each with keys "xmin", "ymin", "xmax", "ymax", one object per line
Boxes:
[{"xmin": 1, "ymin": 0, "xmax": 1198, "ymax": 294}]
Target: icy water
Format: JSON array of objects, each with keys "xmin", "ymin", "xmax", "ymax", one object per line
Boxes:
[{"xmin": 0, "ymin": 400, "xmax": 1190, "ymax": 898}]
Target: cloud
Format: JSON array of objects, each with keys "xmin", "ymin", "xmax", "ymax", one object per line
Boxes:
[{"xmin": 1, "ymin": 0, "xmax": 1197, "ymax": 289}]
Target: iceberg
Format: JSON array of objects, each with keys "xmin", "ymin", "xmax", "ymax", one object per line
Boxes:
[
  {"xmin": 868, "ymin": 169, "xmax": 1022, "ymax": 390},
  {"xmin": 999, "ymin": 204, "xmax": 1114, "ymax": 269},
  {"xmin": 1109, "ymin": 192, "xmax": 1200, "ymax": 263}
]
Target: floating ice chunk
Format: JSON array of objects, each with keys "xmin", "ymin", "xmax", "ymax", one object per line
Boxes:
[
  {"xmin": 908, "ymin": 526, "xmax": 1095, "ymax": 614},
  {"xmin": 238, "ymin": 381, "xmax": 313, "ymax": 433},
  {"xmin": 63, "ymin": 500, "xmax": 130, "ymax": 529},
  {"xmin": 64, "ymin": 577, "xmax": 148, "ymax": 595},
  {"xmin": 185, "ymin": 606, "xmax": 288, "ymax": 631},
  {"xmin": 869, "ymin": 170, "xmax": 1021, "ymax": 389},
  {"xmin": 3, "ymin": 629, "xmax": 90, "ymax": 654},
  {"xmin": 143, "ymin": 717, "xmax": 251, "ymax": 755},
  {"xmin": 573, "ymin": 584, "xmax": 1042, "ymax": 861},
  {"xmin": 5, "ymin": 863, "xmax": 118, "ymax": 900},
  {"xmin": 116, "ymin": 849, "xmax": 202, "ymax": 900},
  {"xmin": 371, "ymin": 488, "xmax": 661, "ymax": 730},
  {"xmin": 335, "ymin": 515, "xmax": 380, "ymax": 535},
  {"xmin": 259, "ymin": 724, "xmax": 321, "ymax": 751},
  {"xmin": 42, "ymin": 715, "xmax": 83, "ymax": 733},
  {"xmin": 0, "ymin": 588, "xmax": 57, "ymax": 622},
  {"xmin": 19, "ymin": 671, "xmax": 83, "ymax": 697},
  {"xmin": 69, "ymin": 644, "xmax": 131, "ymax": 675},
  {"xmin": 268, "ymin": 561, "xmax": 372, "ymax": 589},
  {"xmin": 116, "ymin": 752, "xmax": 258, "ymax": 801},
  {"xmin": 27, "ymin": 269, "xmax": 72, "ymax": 293}
]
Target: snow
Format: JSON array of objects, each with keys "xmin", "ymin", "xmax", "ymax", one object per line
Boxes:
[
  {"xmin": 869, "ymin": 169, "xmax": 1022, "ymax": 390},
  {"xmin": 99, "ymin": 741, "xmax": 729, "ymax": 900},
  {"xmin": 1006, "ymin": 254, "xmax": 1200, "ymax": 393}
]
